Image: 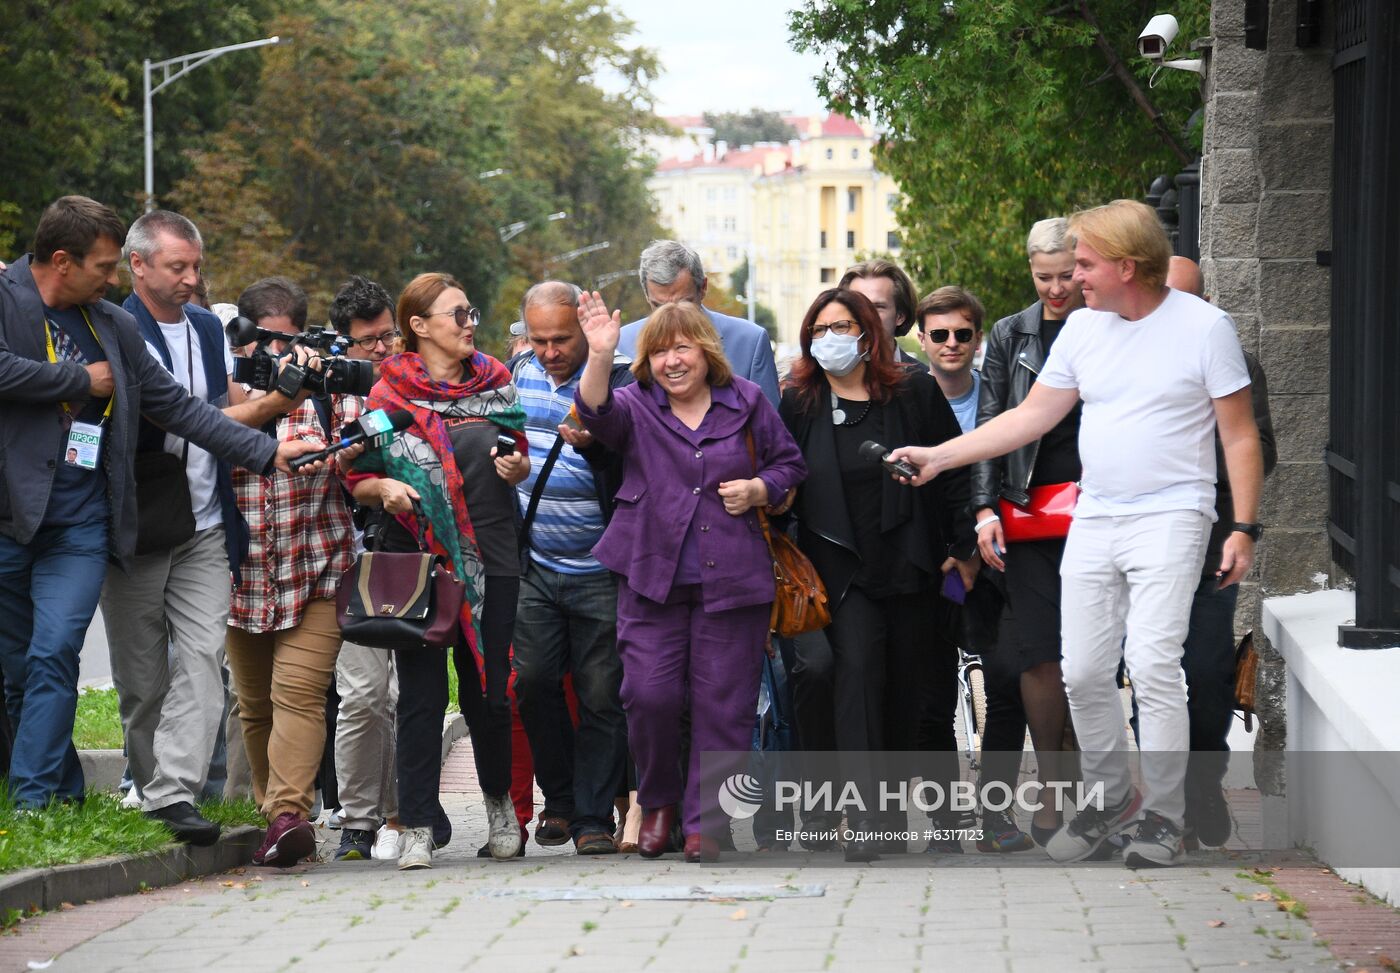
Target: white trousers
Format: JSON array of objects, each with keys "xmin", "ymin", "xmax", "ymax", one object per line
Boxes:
[{"xmin": 1059, "ymin": 510, "xmax": 1210, "ymax": 828}]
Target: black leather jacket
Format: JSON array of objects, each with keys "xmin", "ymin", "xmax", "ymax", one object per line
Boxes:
[{"xmin": 970, "ymin": 301, "xmax": 1050, "ymax": 511}]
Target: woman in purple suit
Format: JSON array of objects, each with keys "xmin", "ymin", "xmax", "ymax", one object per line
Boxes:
[{"xmin": 573, "ymin": 294, "xmax": 806, "ymax": 863}]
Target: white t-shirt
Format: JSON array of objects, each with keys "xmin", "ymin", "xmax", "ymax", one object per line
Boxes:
[
  {"xmin": 145, "ymin": 316, "xmax": 237, "ymax": 531},
  {"xmin": 1036, "ymin": 288, "xmax": 1250, "ymax": 520}
]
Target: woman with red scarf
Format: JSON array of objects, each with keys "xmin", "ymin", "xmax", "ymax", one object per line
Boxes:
[{"xmin": 349, "ymin": 273, "xmax": 529, "ymax": 870}]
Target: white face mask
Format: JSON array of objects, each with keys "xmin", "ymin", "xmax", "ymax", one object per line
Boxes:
[{"xmin": 810, "ymin": 332, "xmax": 865, "ymax": 377}]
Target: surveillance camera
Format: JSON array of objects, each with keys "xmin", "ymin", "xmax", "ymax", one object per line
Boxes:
[{"xmin": 1138, "ymin": 13, "xmax": 1180, "ymax": 60}]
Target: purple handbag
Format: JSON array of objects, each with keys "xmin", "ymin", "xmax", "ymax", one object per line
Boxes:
[{"xmin": 336, "ymin": 502, "xmax": 464, "ymax": 651}]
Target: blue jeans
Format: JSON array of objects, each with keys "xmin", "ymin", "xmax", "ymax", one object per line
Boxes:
[
  {"xmin": 513, "ymin": 562, "xmax": 625, "ymax": 838},
  {"xmin": 0, "ymin": 520, "xmax": 109, "ymax": 808}
]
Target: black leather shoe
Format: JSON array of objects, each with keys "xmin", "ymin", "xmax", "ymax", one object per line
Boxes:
[
  {"xmin": 146, "ymin": 801, "xmax": 221, "ymax": 846},
  {"xmin": 844, "ymin": 837, "xmax": 881, "ymax": 863}
]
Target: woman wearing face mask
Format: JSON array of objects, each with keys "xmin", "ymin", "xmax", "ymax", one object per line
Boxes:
[
  {"xmin": 968, "ymin": 217, "xmax": 1086, "ymax": 851},
  {"xmin": 779, "ymin": 288, "xmax": 978, "ymax": 862}
]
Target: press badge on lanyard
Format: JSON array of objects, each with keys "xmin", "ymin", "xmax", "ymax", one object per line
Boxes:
[{"xmin": 45, "ymin": 306, "xmax": 111, "ymax": 470}]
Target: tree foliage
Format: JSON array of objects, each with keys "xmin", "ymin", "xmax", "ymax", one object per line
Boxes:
[
  {"xmin": 702, "ymin": 109, "xmax": 798, "ymax": 147},
  {"xmin": 789, "ymin": 0, "xmax": 1209, "ymax": 317},
  {"xmin": 1, "ymin": 0, "xmax": 666, "ymax": 337},
  {"xmin": 0, "ymin": 0, "xmax": 276, "ymax": 232}
]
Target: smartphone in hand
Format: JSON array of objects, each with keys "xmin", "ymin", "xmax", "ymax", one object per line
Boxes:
[
  {"xmin": 495, "ymin": 433, "xmax": 517, "ymax": 457},
  {"xmin": 940, "ymin": 569, "xmax": 966, "ymax": 605}
]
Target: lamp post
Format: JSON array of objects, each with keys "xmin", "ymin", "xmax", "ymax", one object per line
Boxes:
[
  {"xmin": 499, "ymin": 211, "xmax": 567, "ymax": 243},
  {"xmin": 143, "ymin": 35, "xmax": 285, "ymax": 212}
]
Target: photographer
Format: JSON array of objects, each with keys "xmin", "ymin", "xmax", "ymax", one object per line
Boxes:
[{"xmin": 224, "ymin": 276, "xmax": 366, "ymax": 868}]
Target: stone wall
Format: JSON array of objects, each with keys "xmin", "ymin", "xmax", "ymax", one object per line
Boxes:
[{"xmin": 1200, "ymin": 0, "xmax": 1335, "ymax": 786}]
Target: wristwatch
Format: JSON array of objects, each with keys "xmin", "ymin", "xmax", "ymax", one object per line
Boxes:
[{"xmin": 1232, "ymin": 522, "xmax": 1264, "ymax": 542}]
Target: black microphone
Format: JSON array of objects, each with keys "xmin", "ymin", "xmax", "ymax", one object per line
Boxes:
[
  {"xmin": 289, "ymin": 408, "xmax": 414, "ymax": 471},
  {"xmin": 859, "ymin": 440, "xmax": 921, "ymax": 481}
]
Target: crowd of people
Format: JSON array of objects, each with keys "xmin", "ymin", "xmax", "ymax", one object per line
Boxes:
[{"xmin": 0, "ymin": 192, "xmax": 1270, "ymax": 872}]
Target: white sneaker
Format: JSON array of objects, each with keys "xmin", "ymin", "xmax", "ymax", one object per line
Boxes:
[
  {"xmin": 327, "ymin": 806, "xmax": 345, "ymax": 830},
  {"xmin": 1124, "ymin": 811, "xmax": 1185, "ymax": 868},
  {"xmin": 484, "ymin": 793, "xmax": 522, "ymax": 861},
  {"xmin": 120, "ymin": 787, "xmax": 142, "ymax": 810},
  {"xmin": 370, "ymin": 824, "xmax": 402, "ymax": 860},
  {"xmin": 397, "ymin": 827, "xmax": 433, "ymax": 870}
]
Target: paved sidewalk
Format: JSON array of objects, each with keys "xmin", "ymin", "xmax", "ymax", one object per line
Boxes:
[{"xmin": 2, "ymin": 738, "xmax": 1357, "ymax": 973}]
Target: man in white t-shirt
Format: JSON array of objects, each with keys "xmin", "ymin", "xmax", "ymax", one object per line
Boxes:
[
  {"xmin": 103, "ymin": 211, "xmax": 301, "ymax": 845},
  {"xmin": 889, "ymin": 200, "xmax": 1263, "ymax": 868}
]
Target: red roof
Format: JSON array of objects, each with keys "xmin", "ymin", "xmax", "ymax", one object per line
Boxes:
[
  {"xmin": 655, "ymin": 145, "xmax": 792, "ymax": 173},
  {"xmin": 820, "ymin": 113, "xmax": 865, "ymax": 137}
]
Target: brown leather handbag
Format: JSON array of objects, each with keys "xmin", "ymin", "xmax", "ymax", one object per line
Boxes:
[
  {"xmin": 337, "ymin": 502, "xmax": 465, "ymax": 651},
  {"xmin": 745, "ymin": 430, "xmax": 830, "ymax": 639},
  {"xmin": 1234, "ymin": 630, "xmax": 1259, "ymax": 732}
]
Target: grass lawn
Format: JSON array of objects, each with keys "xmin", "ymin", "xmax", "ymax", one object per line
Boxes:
[
  {"xmin": 72, "ymin": 687, "xmax": 123, "ymax": 751},
  {"xmin": 0, "ymin": 792, "xmax": 265, "ymax": 874}
]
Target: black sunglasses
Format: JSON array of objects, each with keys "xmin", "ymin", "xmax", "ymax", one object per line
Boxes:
[{"xmin": 924, "ymin": 327, "xmax": 975, "ymax": 344}]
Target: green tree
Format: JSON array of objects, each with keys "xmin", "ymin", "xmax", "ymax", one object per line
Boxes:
[
  {"xmin": 169, "ymin": 0, "xmax": 666, "ymax": 326},
  {"xmin": 702, "ymin": 109, "xmax": 798, "ymax": 146},
  {"xmin": 727, "ymin": 261, "xmax": 778, "ymax": 339},
  {"xmin": 0, "ymin": 0, "xmax": 277, "ymax": 237},
  {"xmin": 789, "ymin": 0, "xmax": 1209, "ymax": 317}
]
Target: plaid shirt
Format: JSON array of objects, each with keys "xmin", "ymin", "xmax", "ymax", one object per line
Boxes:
[{"xmin": 229, "ymin": 394, "xmax": 363, "ymax": 634}]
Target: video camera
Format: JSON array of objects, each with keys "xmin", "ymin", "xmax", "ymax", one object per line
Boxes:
[{"xmin": 225, "ymin": 316, "xmax": 374, "ymax": 398}]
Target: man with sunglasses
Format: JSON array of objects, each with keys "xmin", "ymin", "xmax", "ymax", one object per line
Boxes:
[
  {"xmin": 326, "ymin": 275, "xmax": 404, "ymax": 861},
  {"xmin": 916, "ymin": 286, "xmax": 985, "ymax": 434}
]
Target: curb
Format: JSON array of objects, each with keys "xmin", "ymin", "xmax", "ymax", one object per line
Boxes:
[
  {"xmin": 441, "ymin": 712, "xmax": 467, "ymax": 765},
  {"xmin": 0, "ymin": 825, "xmax": 262, "ymax": 917},
  {"xmin": 11, "ymin": 711, "xmax": 470, "ymax": 918},
  {"xmin": 3, "ymin": 712, "xmax": 470, "ymax": 917}
]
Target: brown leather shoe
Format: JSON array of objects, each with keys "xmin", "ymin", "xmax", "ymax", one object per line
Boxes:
[
  {"xmin": 575, "ymin": 830, "xmax": 618, "ymax": 855},
  {"xmin": 534, "ymin": 813, "xmax": 571, "ymax": 846},
  {"xmin": 637, "ymin": 804, "xmax": 677, "ymax": 858},
  {"xmin": 683, "ymin": 834, "xmax": 720, "ymax": 863}
]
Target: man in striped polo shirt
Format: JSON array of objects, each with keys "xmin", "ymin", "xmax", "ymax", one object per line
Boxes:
[{"xmin": 510, "ymin": 280, "xmax": 633, "ymax": 855}]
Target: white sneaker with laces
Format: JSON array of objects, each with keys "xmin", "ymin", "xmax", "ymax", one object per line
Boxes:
[
  {"xmin": 397, "ymin": 827, "xmax": 433, "ymax": 870},
  {"xmin": 370, "ymin": 824, "xmax": 402, "ymax": 860},
  {"xmin": 484, "ymin": 793, "xmax": 523, "ymax": 861}
]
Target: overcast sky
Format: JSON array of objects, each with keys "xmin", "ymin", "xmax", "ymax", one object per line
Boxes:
[{"xmin": 608, "ymin": 0, "xmax": 830, "ymax": 116}]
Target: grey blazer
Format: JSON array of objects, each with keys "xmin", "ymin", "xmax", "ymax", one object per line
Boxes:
[{"xmin": 0, "ymin": 256, "xmax": 277, "ymax": 569}]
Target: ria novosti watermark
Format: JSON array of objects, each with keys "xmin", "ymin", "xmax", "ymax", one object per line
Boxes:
[{"xmin": 718, "ymin": 772, "xmax": 1107, "ymax": 820}]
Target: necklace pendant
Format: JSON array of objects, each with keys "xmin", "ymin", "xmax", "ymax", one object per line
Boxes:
[{"xmin": 831, "ymin": 407, "xmax": 847, "ymax": 425}]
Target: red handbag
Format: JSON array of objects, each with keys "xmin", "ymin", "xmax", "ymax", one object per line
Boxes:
[{"xmin": 998, "ymin": 482, "xmax": 1081, "ymax": 543}]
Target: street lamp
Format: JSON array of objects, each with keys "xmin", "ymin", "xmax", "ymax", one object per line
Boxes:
[
  {"xmin": 499, "ymin": 211, "xmax": 567, "ymax": 243},
  {"xmin": 143, "ymin": 35, "xmax": 285, "ymax": 212},
  {"xmin": 545, "ymin": 241, "xmax": 611, "ymax": 265}
]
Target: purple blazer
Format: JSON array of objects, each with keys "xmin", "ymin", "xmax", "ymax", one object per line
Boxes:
[{"xmin": 575, "ymin": 375, "xmax": 807, "ymax": 612}]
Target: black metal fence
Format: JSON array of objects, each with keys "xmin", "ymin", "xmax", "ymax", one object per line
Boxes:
[{"xmin": 1328, "ymin": 0, "xmax": 1400, "ymax": 646}]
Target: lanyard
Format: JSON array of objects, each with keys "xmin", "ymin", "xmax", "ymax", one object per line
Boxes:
[{"xmin": 44, "ymin": 306, "xmax": 113, "ymax": 422}]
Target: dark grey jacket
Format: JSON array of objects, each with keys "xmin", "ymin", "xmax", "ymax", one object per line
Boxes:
[{"xmin": 0, "ymin": 256, "xmax": 277, "ymax": 569}]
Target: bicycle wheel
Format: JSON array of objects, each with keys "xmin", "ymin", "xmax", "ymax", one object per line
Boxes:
[{"xmin": 968, "ymin": 662, "xmax": 988, "ymax": 750}]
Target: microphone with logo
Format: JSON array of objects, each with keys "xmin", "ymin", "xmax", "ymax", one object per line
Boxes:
[
  {"xmin": 858, "ymin": 440, "xmax": 922, "ymax": 482},
  {"xmin": 289, "ymin": 408, "xmax": 414, "ymax": 471}
]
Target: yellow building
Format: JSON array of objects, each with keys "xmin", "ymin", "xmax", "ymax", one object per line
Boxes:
[
  {"xmin": 751, "ymin": 115, "xmax": 903, "ymax": 347},
  {"xmin": 647, "ymin": 113, "xmax": 903, "ymax": 350}
]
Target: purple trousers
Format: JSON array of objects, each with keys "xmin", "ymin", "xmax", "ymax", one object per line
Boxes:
[{"xmin": 617, "ymin": 582, "xmax": 768, "ymax": 837}]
